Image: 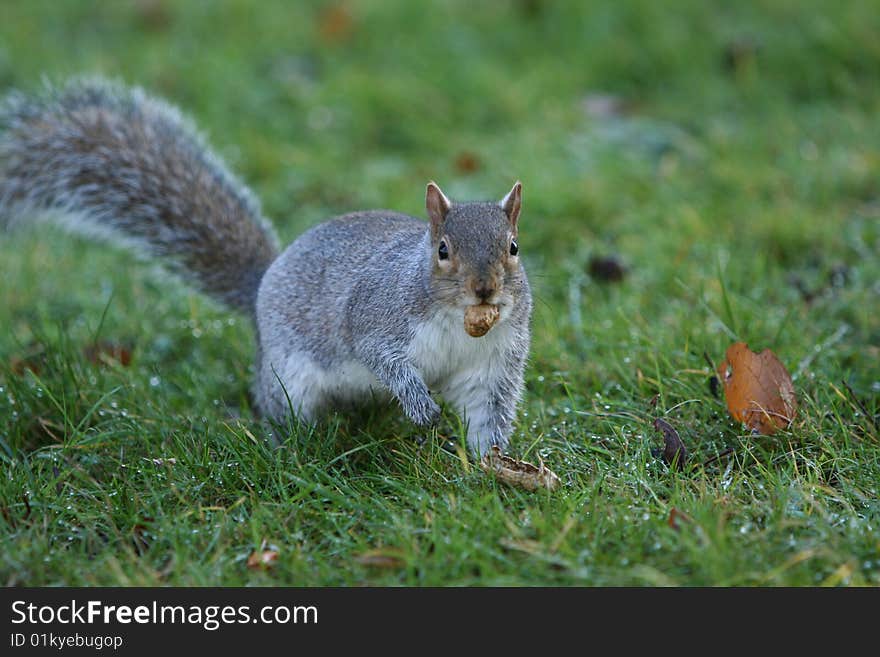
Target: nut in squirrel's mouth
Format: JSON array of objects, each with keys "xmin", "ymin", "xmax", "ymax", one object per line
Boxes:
[{"xmin": 463, "ymin": 304, "xmax": 500, "ymax": 337}]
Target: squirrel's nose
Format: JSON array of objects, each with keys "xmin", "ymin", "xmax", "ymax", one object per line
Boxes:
[{"xmin": 474, "ymin": 283, "xmax": 496, "ymax": 302}]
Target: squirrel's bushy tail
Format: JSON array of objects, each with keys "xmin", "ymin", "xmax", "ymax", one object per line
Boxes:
[{"xmin": 0, "ymin": 77, "xmax": 280, "ymax": 314}]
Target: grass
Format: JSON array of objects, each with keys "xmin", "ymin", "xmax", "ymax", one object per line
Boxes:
[{"xmin": 0, "ymin": 0, "xmax": 878, "ymax": 586}]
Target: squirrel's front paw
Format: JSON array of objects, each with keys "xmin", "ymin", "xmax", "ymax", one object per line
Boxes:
[
  {"xmin": 405, "ymin": 396, "xmax": 441, "ymax": 427},
  {"xmin": 469, "ymin": 431, "xmax": 509, "ymax": 458}
]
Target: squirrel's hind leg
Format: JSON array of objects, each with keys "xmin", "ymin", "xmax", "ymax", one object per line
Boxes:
[{"xmin": 255, "ymin": 350, "xmax": 332, "ymax": 425}]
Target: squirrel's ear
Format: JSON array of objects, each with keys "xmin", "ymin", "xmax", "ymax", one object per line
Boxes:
[
  {"xmin": 500, "ymin": 181, "xmax": 522, "ymax": 229},
  {"xmin": 426, "ymin": 181, "xmax": 452, "ymax": 237}
]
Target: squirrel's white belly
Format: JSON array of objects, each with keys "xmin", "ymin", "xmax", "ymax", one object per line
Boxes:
[
  {"xmin": 278, "ymin": 350, "xmax": 387, "ymax": 415},
  {"xmin": 408, "ymin": 306, "xmax": 509, "ymax": 395}
]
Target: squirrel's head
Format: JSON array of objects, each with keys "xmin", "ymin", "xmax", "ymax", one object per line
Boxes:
[{"xmin": 426, "ymin": 181, "xmax": 524, "ymax": 314}]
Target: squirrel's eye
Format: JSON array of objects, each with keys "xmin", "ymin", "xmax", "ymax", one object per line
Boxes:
[
  {"xmin": 510, "ymin": 239, "xmax": 519, "ymax": 256},
  {"xmin": 438, "ymin": 240, "xmax": 449, "ymax": 260}
]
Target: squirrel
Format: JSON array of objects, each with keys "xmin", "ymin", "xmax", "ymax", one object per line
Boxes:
[{"xmin": 0, "ymin": 77, "xmax": 532, "ymax": 456}]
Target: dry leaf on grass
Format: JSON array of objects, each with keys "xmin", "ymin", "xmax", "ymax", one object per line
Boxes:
[
  {"xmin": 247, "ymin": 540, "xmax": 280, "ymax": 570},
  {"xmin": 83, "ymin": 341, "xmax": 133, "ymax": 367},
  {"xmin": 9, "ymin": 342, "xmax": 46, "ymax": 376},
  {"xmin": 652, "ymin": 418, "xmax": 688, "ymax": 470},
  {"xmin": 717, "ymin": 342, "xmax": 797, "ymax": 435},
  {"xmin": 454, "ymin": 151, "xmax": 481, "ymax": 173},
  {"xmin": 318, "ymin": 4, "xmax": 353, "ymax": 43},
  {"xmin": 354, "ymin": 549, "xmax": 406, "ymax": 569},
  {"xmin": 480, "ymin": 445, "xmax": 560, "ymax": 491},
  {"xmin": 246, "ymin": 550, "xmax": 279, "ymax": 569},
  {"xmin": 132, "ymin": 518, "xmax": 153, "ymax": 556},
  {"xmin": 667, "ymin": 507, "xmax": 692, "ymax": 531}
]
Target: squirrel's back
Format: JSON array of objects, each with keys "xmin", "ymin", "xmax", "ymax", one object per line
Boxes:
[
  {"xmin": 0, "ymin": 77, "xmax": 280, "ymax": 314},
  {"xmin": 256, "ymin": 210, "xmax": 430, "ymax": 361}
]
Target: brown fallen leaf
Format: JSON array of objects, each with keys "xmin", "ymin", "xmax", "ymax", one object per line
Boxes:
[
  {"xmin": 134, "ymin": 0, "xmax": 172, "ymax": 31},
  {"xmin": 652, "ymin": 418, "xmax": 688, "ymax": 470},
  {"xmin": 9, "ymin": 342, "xmax": 46, "ymax": 376},
  {"xmin": 132, "ymin": 517, "xmax": 153, "ymax": 556},
  {"xmin": 83, "ymin": 341, "xmax": 133, "ymax": 367},
  {"xmin": 717, "ymin": 342, "xmax": 797, "ymax": 435},
  {"xmin": 454, "ymin": 151, "xmax": 481, "ymax": 173},
  {"xmin": 667, "ymin": 507, "xmax": 692, "ymax": 531},
  {"xmin": 246, "ymin": 550, "xmax": 279, "ymax": 570},
  {"xmin": 480, "ymin": 445, "xmax": 561, "ymax": 491},
  {"xmin": 10, "ymin": 357, "xmax": 41, "ymax": 376},
  {"xmin": 354, "ymin": 549, "xmax": 406, "ymax": 569},
  {"xmin": 318, "ymin": 4, "xmax": 354, "ymax": 43}
]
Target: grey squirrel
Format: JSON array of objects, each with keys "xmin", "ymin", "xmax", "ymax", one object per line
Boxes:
[{"xmin": 0, "ymin": 78, "xmax": 532, "ymax": 456}]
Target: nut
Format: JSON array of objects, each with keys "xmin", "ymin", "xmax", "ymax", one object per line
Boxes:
[
  {"xmin": 480, "ymin": 446, "xmax": 561, "ymax": 491},
  {"xmin": 463, "ymin": 304, "xmax": 500, "ymax": 337}
]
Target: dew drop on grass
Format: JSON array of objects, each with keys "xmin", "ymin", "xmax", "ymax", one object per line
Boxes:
[{"xmin": 149, "ymin": 376, "xmax": 161, "ymax": 387}]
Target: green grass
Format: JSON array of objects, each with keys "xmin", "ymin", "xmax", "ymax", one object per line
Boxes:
[{"xmin": 1, "ymin": 0, "xmax": 878, "ymax": 586}]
